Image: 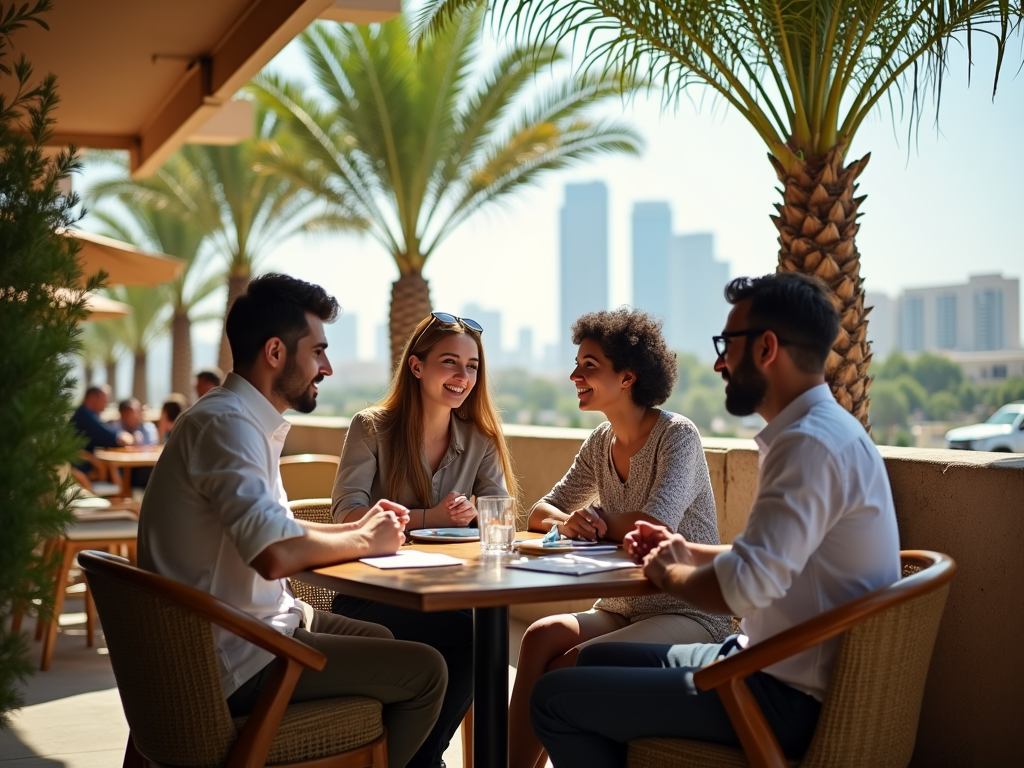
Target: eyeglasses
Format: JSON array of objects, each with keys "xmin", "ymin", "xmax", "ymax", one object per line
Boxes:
[
  {"xmin": 430, "ymin": 311, "xmax": 484, "ymax": 334},
  {"xmin": 712, "ymin": 328, "xmax": 792, "ymax": 358}
]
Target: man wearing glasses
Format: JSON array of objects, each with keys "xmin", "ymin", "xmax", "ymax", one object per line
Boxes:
[{"xmin": 530, "ymin": 272, "xmax": 900, "ymax": 767}]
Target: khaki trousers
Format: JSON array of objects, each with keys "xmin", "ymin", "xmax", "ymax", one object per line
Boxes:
[{"xmin": 228, "ymin": 610, "xmax": 447, "ymax": 768}]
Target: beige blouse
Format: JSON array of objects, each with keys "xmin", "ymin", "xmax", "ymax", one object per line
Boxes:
[
  {"xmin": 331, "ymin": 409, "xmax": 508, "ymax": 522},
  {"xmin": 541, "ymin": 410, "xmax": 732, "ymax": 641}
]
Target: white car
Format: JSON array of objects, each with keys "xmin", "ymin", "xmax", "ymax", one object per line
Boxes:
[{"xmin": 945, "ymin": 402, "xmax": 1024, "ymax": 453}]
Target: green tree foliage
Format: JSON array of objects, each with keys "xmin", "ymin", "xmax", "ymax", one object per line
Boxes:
[
  {"xmin": 893, "ymin": 374, "xmax": 928, "ymax": 414},
  {"xmin": 912, "ymin": 352, "xmax": 964, "ymax": 395},
  {"xmin": 878, "ymin": 352, "xmax": 912, "ymax": 380},
  {"xmin": 869, "ymin": 380, "xmax": 910, "ymax": 432},
  {"xmin": 925, "ymin": 390, "xmax": 960, "ymax": 422},
  {"xmin": 0, "ymin": 0, "xmax": 85, "ymax": 723},
  {"xmin": 251, "ymin": 0, "xmax": 641, "ymax": 367},
  {"xmin": 985, "ymin": 377, "xmax": 1024, "ymax": 409}
]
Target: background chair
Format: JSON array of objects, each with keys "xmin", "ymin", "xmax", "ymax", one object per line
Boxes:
[
  {"xmin": 279, "ymin": 454, "xmax": 340, "ymax": 501},
  {"xmin": 79, "ymin": 550, "xmax": 387, "ymax": 768},
  {"xmin": 286, "ymin": 499, "xmax": 474, "ymax": 768},
  {"xmin": 627, "ymin": 550, "xmax": 956, "ymax": 768}
]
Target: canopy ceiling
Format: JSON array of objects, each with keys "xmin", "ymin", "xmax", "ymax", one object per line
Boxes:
[{"xmin": 12, "ymin": 0, "xmax": 399, "ymax": 177}]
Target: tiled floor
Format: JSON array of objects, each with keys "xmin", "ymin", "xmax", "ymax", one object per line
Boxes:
[{"xmin": 1, "ymin": 596, "xmax": 531, "ymax": 768}]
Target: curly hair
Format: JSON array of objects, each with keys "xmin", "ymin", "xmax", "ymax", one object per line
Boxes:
[{"xmin": 571, "ymin": 308, "xmax": 678, "ymax": 407}]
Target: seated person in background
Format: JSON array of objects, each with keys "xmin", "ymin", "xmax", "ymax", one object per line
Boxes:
[
  {"xmin": 509, "ymin": 308, "xmax": 732, "ymax": 768},
  {"xmin": 529, "ymin": 273, "xmax": 901, "ymax": 767},
  {"xmin": 195, "ymin": 367, "xmax": 223, "ymax": 399},
  {"xmin": 331, "ymin": 311, "xmax": 516, "ymax": 768},
  {"xmin": 157, "ymin": 393, "xmax": 189, "ymax": 441},
  {"xmin": 111, "ymin": 397, "xmax": 159, "ymax": 487},
  {"xmin": 70, "ymin": 384, "xmax": 133, "ymax": 478},
  {"xmin": 139, "ymin": 274, "xmax": 446, "ymax": 768}
]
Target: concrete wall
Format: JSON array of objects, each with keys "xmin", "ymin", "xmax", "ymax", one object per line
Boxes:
[{"xmin": 282, "ymin": 415, "xmax": 1024, "ymax": 766}]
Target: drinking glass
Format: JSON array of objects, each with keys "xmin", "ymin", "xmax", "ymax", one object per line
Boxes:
[{"xmin": 477, "ymin": 496, "xmax": 516, "ymax": 552}]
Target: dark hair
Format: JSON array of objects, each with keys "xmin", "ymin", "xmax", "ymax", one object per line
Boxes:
[
  {"xmin": 161, "ymin": 393, "xmax": 188, "ymax": 424},
  {"xmin": 118, "ymin": 398, "xmax": 140, "ymax": 412},
  {"xmin": 195, "ymin": 368, "xmax": 223, "ymax": 386},
  {"xmin": 724, "ymin": 273, "xmax": 839, "ymax": 373},
  {"xmin": 225, "ymin": 273, "xmax": 339, "ymax": 369},
  {"xmin": 84, "ymin": 384, "xmax": 108, "ymax": 399},
  {"xmin": 571, "ymin": 308, "xmax": 678, "ymax": 408}
]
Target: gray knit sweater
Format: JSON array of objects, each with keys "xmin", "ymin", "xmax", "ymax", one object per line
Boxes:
[{"xmin": 540, "ymin": 410, "xmax": 732, "ymax": 641}]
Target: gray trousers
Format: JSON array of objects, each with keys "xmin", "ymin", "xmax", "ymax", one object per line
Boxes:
[
  {"xmin": 227, "ymin": 610, "xmax": 447, "ymax": 768},
  {"xmin": 531, "ymin": 637, "xmax": 821, "ymax": 767}
]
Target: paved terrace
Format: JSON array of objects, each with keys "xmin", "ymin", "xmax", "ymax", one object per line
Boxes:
[{"xmin": 3, "ymin": 423, "xmax": 1022, "ymax": 766}]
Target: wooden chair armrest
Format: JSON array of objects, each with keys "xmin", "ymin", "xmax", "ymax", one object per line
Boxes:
[
  {"xmin": 69, "ymin": 466, "xmax": 95, "ymax": 492},
  {"xmin": 695, "ymin": 551, "xmax": 955, "ymax": 691},
  {"xmin": 80, "ymin": 551, "xmax": 325, "ymax": 671}
]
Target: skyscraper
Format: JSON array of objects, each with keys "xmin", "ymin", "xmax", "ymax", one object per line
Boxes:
[
  {"xmin": 560, "ymin": 181, "xmax": 608, "ymax": 364},
  {"xmin": 667, "ymin": 233, "xmax": 730, "ymax": 359},
  {"xmin": 631, "ymin": 201, "xmax": 672, "ymax": 325},
  {"xmin": 327, "ymin": 312, "xmax": 358, "ymax": 362},
  {"xmin": 462, "ymin": 302, "xmax": 504, "ymax": 368}
]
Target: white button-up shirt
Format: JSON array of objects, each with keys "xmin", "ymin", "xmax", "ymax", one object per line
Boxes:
[
  {"xmin": 713, "ymin": 384, "xmax": 900, "ymax": 700},
  {"xmin": 138, "ymin": 373, "xmax": 305, "ymax": 697}
]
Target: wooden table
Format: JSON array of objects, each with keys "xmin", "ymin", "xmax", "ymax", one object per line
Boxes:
[
  {"xmin": 93, "ymin": 447, "xmax": 162, "ymax": 498},
  {"xmin": 299, "ymin": 534, "xmax": 657, "ymax": 768}
]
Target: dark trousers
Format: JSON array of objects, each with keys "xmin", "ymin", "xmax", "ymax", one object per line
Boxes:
[
  {"xmin": 530, "ymin": 637, "xmax": 822, "ymax": 768},
  {"xmin": 333, "ymin": 594, "xmax": 473, "ymax": 768}
]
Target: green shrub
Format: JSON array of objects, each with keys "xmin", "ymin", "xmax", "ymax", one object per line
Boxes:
[
  {"xmin": 925, "ymin": 391, "xmax": 960, "ymax": 422},
  {"xmin": 0, "ymin": 0, "xmax": 88, "ymax": 724},
  {"xmin": 912, "ymin": 353, "xmax": 963, "ymax": 394},
  {"xmin": 893, "ymin": 374, "xmax": 928, "ymax": 414}
]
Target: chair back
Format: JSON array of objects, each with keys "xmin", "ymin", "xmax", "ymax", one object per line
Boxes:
[
  {"xmin": 279, "ymin": 454, "xmax": 340, "ymax": 500},
  {"xmin": 287, "ymin": 499, "xmax": 339, "ymax": 612},
  {"xmin": 801, "ymin": 551, "xmax": 955, "ymax": 768},
  {"xmin": 80, "ymin": 550, "xmax": 239, "ymax": 767}
]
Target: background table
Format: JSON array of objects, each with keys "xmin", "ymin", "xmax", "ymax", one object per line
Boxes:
[
  {"xmin": 299, "ymin": 534, "xmax": 657, "ymax": 768},
  {"xmin": 93, "ymin": 447, "xmax": 162, "ymax": 498}
]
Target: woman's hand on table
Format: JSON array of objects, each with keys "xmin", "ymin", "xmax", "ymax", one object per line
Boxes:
[
  {"xmin": 357, "ymin": 500, "xmax": 410, "ymax": 555},
  {"xmin": 430, "ymin": 491, "xmax": 477, "ymax": 527},
  {"xmin": 560, "ymin": 506, "xmax": 608, "ymax": 542}
]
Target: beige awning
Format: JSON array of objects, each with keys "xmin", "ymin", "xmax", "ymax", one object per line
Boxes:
[
  {"xmin": 49, "ymin": 287, "xmax": 132, "ymax": 322},
  {"xmin": 66, "ymin": 230, "xmax": 185, "ymax": 287}
]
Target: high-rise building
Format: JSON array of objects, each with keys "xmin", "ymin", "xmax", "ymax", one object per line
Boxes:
[
  {"xmin": 896, "ymin": 274, "xmax": 1019, "ymax": 353},
  {"xmin": 560, "ymin": 182, "xmax": 608, "ymax": 363},
  {"xmin": 462, "ymin": 302, "xmax": 504, "ymax": 367},
  {"xmin": 631, "ymin": 202, "xmax": 672, "ymax": 325},
  {"xmin": 667, "ymin": 233, "xmax": 730, "ymax": 359},
  {"xmin": 327, "ymin": 312, "xmax": 358, "ymax": 362},
  {"xmin": 865, "ymin": 291, "xmax": 897, "ymax": 360}
]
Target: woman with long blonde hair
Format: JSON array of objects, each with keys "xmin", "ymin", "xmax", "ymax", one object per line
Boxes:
[{"xmin": 331, "ymin": 311, "xmax": 517, "ymax": 768}]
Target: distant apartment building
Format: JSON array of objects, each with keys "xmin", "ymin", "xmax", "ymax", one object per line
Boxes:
[
  {"xmin": 896, "ymin": 274, "xmax": 1019, "ymax": 354},
  {"xmin": 560, "ymin": 182, "xmax": 609, "ymax": 364},
  {"xmin": 631, "ymin": 201, "xmax": 672, "ymax": 326},
  {"xmin": 668, "ymin": 233, "xmax": 730, "ymax": 360},
  {"xmin": 462, "ymin": 302, "xmax": 504, "ymax": 368},
  {"xmin": 327, "ymin": 312, "xmax": 359, "ymax": 363},
  {"xmin": 865, "ymin": 291, "xmax": 897, "ymax": 360},
  {"xmin": 942, "ymin": 349, "xmax": 1024, "ymax": 386}
]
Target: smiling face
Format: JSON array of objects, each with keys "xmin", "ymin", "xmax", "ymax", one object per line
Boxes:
[
  {"xmin": 570, "ymin": 337, "xmax": 634, "ymax": 412},
  {"xmin": 714, "ymin": 300, "xmax": 769, "ymax": 416},
  {"xmin": 272, "ymin": 312, "xmax": 333, "ymax": 414},
  {"xmin": 409, "ymin": 332, "xmax": 480, "ymax": 411}
]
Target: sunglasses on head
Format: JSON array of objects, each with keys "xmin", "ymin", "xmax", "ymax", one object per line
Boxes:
[{"xmin": 430, "ymin": 311, "xmax": 484, "ymax": 334}]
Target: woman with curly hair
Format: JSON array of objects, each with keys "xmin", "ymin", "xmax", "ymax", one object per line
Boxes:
[
  {"xmin": 508, "ymin": 308, "xmax": 731, "ymax": 768},
  {"xmin": 331, "ymin": 312, "xmax": 517, "ymax": 768}
]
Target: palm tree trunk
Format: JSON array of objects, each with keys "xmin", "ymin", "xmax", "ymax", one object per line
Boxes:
[
  {"xmin": 770, "ymin": 144, "xmax": 872, "ymax": 429},
  {"xmin": 218, "ymin": 271, "xmax": 250, "ymax": 373},
  {"xmin": 171, "ymin": 309, "xmax": 192, "ymax": 398},
  {"xmin": 389, "ymin": 272, "xmax": 433, "ymax": 371},
  {"xmin": 84, "ymin": 360, "xmax": 96, "ymax": 388},
  {"xmin": 132, "ymin": 350, "xmax": 147, "ymax": 405},
  {"xmin": 105, "ymin": 359, "xmax": 118, "ymax": 399}
]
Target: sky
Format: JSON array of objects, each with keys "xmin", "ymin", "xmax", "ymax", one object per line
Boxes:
[{"xmin": 81, "ymin": 15, "xmax": 1024, "ymax": 367}]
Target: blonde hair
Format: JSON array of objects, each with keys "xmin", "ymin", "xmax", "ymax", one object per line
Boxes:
[{"xmin": 367, "ymin": 315, "xmax": 518, "ymax": 508}]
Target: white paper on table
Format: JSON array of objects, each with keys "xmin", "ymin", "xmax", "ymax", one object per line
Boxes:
[
  {"xmin": 506, "ymin": 554, "xmax": 638, "ymax": 576},
  {"xmin": 359, "ymin": 550, "xmax": 465, "ymax": 569}
]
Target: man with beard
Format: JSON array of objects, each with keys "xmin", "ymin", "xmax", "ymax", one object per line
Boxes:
[
  {"xmin": 137, "ymin": 274, "xmax": 446, "ymax": 768},
  {"xmin": 529, "ymin": 273, "xmax": 900, "ymax": 767}
]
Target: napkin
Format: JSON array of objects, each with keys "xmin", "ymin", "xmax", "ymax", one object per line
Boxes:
[{"xmin": 359, "ymin": 550, "xmax": 465, "ymax": 569}]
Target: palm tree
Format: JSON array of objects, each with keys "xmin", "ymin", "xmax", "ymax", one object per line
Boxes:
[
  {"xmin": 418, "ymin": 0, "xmax": 1022, "ymax": 426},
  {"xmin": 250, "ymin": 0, "xmax": 642, "ymax": 367},
  {"xmin": 175, "ymin": 110, "xmax": 364, "ymax": 372},
  {"xmin": 101, "ymin": 285, "xmax": 169, "ymax": 405},
  {"xmin": 80, "ymin": 322, "xmax": 124, "ymax": 395},
  {"xmin": 89, "ymin": 154, "xmax": 223, "ymax": 398}
]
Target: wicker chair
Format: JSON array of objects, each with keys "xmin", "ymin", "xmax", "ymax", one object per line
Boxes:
[
  {"xmin": 279, "ymin": 455, "xmax": 341, "ymax": 502},
  {"xmin": 286, "ymin": 498, "xmax": 475, "ymax": 768},
  {"xmin": 79, "ymin": 550, "xmax": 387, "ymax": 768},
  {"xmin": 627, "ymin": 550, "xmax": 956, "ymax": 768}
]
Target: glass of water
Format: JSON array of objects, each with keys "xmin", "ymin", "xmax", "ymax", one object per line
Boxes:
[{"xmin": 477, "ymin": 496, "xmax": 516, "ymax": 552}]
